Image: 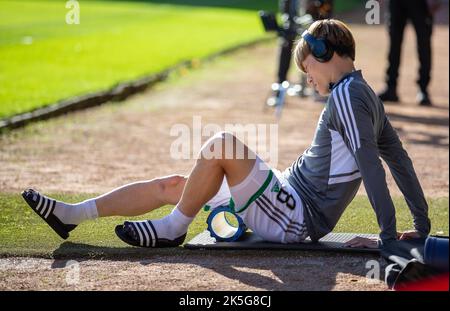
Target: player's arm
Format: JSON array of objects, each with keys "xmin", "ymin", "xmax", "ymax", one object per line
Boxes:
[
  {"xmin": 377, "ymin": 118, "xmax": 431, "ymax": 237},
  {"xmin": 328, "ymin": 85, "xmax": 397, "ymax": 244}
]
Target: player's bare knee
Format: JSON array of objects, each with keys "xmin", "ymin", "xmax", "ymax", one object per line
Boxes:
[
  {"xmin": 200, "ymin": 131, "xmax": 240, "ymax": 161},
  {"xmin": 168, "ymin": 174, "xmax": 186, "ymax": 184},
  {"xmin": 158, "ymin": 175, "xmax": 186, "ymax": 193}
]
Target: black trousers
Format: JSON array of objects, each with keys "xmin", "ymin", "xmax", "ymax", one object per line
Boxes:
[
  {"xmin": 386, "ymin": 0, "xmax": 433, "ymax": 92},
  {"xmin": 277, "ymin": 0, "xmax": 298, "ymax": 83},
  {"xmin": 277, "ymin": 35, "xmax": 296, "ymax": 83}
]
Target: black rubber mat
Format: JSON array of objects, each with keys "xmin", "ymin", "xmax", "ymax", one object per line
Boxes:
[{"xmin": 184, "ymin": 230, "xmax": 380, "ymax": 253}]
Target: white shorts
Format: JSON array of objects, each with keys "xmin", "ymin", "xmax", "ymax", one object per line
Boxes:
[{"xmin": 205, "ymin": 157, "xmax": 308, "ymax": 244}]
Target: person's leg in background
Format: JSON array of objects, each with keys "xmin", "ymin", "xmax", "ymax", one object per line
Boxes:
[
  {"xmin": 409, "ymin": 0, "xmax": 434, "ymax": 106},
  {"xmin": 277, "ymin": 36, "xmax": 295, "ymax": 84},
  {"xmin": 277, "ymin": 0, "xmax": 297, "ymax": 84},
  {"xmin": 379, "ymin": 0, "xmax": 408, "ymax": 102},
  {"xmin": 266, "ymin": 0, "xmax": 297, "ymax": 107}
]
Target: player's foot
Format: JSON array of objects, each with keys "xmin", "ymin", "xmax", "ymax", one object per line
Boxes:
[
  {"xmin": 115, "ymin": 220, "xmax": 186, "ymax": 248},
  {"xmin": 417, "ymin": 91, "xmax": 432, "ymax": 106},
  {"xmin": 266, "ymin": 90, "xmax": 281, "ymax": 107},
  {"xmin": 378, "ymin": 89, "xmax": 399, "ymax": 103},
  {"xmin": 21, "ymin": 188, "xmax": 77, "ymax": 239}
]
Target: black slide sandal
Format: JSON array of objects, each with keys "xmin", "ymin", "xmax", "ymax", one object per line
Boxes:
[
  {"xmin": 115, "ymin": 220, "xmax": 186, "ymax": 248},
  {"xmin": 115, "ymin": 224, "xmax": 142, "ymax": 247},
  {"xmin": 21, "ymin": 188, "xmax": 77, "ymax": 240}
]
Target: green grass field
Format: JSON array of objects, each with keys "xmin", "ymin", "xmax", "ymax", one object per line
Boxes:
[
  {"xmin": 0, "ymin": 0, "xmax": 362, "ymax": 119},
  {"xmin": 0, "ymin": 0, "xmax": 270, "ymax": 118},
  {"xmin": 0, "ymin": 193, "xmax": 447, "ymax": 258}
]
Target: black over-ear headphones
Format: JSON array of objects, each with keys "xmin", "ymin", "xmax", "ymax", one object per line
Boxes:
[{"xmin": 301, "ymin": 30, "xmax": 334, "ymax": 63}]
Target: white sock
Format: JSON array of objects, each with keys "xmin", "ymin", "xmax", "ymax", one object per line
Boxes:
[
  {"xmin": 53, "ymin": 198, "xmax": 98, "ymax": 225},
  {"xmin": 151, "ymin": 206, "xmax": 194, "ymax": 240}
]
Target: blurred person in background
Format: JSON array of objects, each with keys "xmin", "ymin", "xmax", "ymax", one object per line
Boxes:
[
  {"xmin": 276, "ymin": 0, "xmax": 333, "ymax": 86},
  {"xmin": 378, "ymin": 0, "xmax": 443, "ymax": 106}
]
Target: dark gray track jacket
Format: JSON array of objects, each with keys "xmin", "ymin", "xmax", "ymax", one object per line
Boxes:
[{"xmin": 285, "ymin": 70, "xmax": 431, "ymax": 243}]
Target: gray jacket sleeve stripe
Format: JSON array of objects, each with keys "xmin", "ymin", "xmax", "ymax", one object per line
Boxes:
[
  {"xmin": 333, "ymin": 78, "xmax": 360, "ymax": 152},
  {"xmin": 340, "ymin": 78, "xmax": 360, "ymax": 151},
  {"xmin": 343, "ymin": 78, "xmax": 361, "ymax": 149},
  {"xmin": 332, "ymin": 79, "xmax": 355, "ymax": 151},
  {"xmin": 337, "ymin": 82, "xmax": 356, "ymax": 151}
]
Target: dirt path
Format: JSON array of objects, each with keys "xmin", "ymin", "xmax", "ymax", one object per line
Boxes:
[
  {"xmin": 0, "ymin": 14, "xmax": 448, "ymax": 290},
  {"xmin": 0, "ymin": 252, "xmax": 387, "ymax": 291}
]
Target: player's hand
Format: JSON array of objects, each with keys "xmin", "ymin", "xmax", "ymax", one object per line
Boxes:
[
  {"xmin": 397, "ymin": 230, "xmax": 422, "ymax": 240},
  {"xmin": 344, "ymin": 236, "xmax": 379, "ymax": 249}
]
